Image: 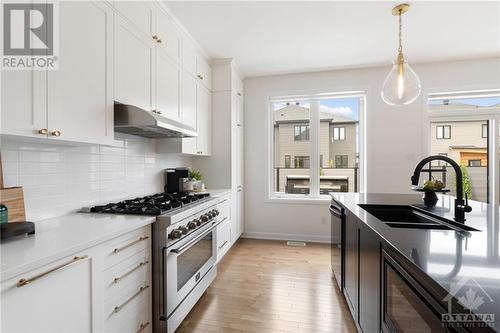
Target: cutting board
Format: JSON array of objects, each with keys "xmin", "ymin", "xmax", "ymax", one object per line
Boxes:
[{"xmin": 0, "ymin": 153, "xmax": 27, "ymax": 222}]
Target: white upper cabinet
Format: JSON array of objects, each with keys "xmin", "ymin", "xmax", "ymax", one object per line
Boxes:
[
  {"xmin": 196, "ymin": 85, "xmax": 212, "ymax": 155},
  {"xmin": 48, "ymin": 1, "xmax": 113, "ymax": 144},
  {"xmin": 156, "ymin": 50, "xmax": 181, "ymax": 121},
  {"xmin": 182, "ymin": 40, "xmax": 198, "ymax": 77},
  {"xmin": 181, "ymin": 73, "xmax": 198, "ymax": 130},
  {"xmin": 115, "ymin": 15, "xmax": 155, "ymax": 112},
  {"xmin": 113, "ymin": 1, "xmax": 155, "ymax": 39},
  {"xmin": 1, "ymin": 1, "xmax": 114, "ymax": 145},
  {"xmin": 196, "ymin": 56, "xmax": 212, "ymax": 90},
  {"xmin": 155, "ymin": 7, "xmax": 182, "ymax": 64}
]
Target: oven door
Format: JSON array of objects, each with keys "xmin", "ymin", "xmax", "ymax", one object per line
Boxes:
[{"xmin": 166, "ymin": 221, "xmax": 218, "ymax": 317}]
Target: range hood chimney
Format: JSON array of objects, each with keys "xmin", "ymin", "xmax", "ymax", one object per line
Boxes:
[{"xmin": 114, "ymin": 102, "xmax": 197, "ymax": 138}]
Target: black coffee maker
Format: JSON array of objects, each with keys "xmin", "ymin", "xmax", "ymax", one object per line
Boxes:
[{"xmin": 164, "ymin": 167, "xmax": 189, "ymax": 193}]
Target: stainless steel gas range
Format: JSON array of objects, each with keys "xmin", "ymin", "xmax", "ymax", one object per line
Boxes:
[{"xmin": 88, "ymin": 192, "xmax": 224, "ymax": 333}]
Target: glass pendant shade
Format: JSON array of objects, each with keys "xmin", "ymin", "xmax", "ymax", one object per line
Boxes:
[{"xmin": 381, "ymin": 58, "xmax": 421, "ymax": 106}]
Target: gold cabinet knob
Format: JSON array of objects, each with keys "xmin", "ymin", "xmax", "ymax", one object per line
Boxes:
[
  {"xmin": 38, "ymin": 128, "xmax": 48, "ymax": 135},
  {"xmin": 152, "ymin": 35, "xmax": 158, "ymax": 40},
  {"xmin": 51, "ymin": 130, "xmax": 61, "ymax": 137},
  {"xmin": 157, "ymin": 38, "xmax": 162, "ymax": 43},
  {"xmin": 197, "ymin": 74, "xmax": 203, "ymax": 80}
]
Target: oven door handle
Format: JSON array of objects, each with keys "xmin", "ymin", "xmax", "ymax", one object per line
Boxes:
[{"xmin": 170, "ymin": 218, "xmax": 226, "ymax": 255}]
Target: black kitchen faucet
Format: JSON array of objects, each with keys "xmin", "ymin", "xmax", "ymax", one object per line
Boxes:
[{"xmin": 411, "ymin": 155, "xmax": 472, "ymax": 223}]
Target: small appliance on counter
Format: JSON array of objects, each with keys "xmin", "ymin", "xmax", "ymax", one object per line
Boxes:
[
  {"xmin": 1, "ymin": 222, "xmax": 35, "ymax": 241},
  {"xmin": 164, "ymin": 167, "xmax": 189, "ymax": 194}
]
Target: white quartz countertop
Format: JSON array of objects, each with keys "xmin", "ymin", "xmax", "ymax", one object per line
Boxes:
[
  {"xmin": 207, "ymin": 188, "xmax": 231, "ymax": 198},
  {"xmin": 0, "ymin": 213, "xmax": 155, "ymax": 281}
]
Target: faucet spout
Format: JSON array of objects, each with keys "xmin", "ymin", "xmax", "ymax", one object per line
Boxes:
[{"xmin": 411, "ymin": 155, "xmax": 472, "ymax": 223}]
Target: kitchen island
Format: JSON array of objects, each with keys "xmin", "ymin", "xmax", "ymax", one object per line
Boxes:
[{"xmin": 331, "ymin": 193, "xmax": 499, "ymax": 333}]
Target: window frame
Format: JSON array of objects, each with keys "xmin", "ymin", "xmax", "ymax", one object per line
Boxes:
[
  {"xmin": 333, "ymin": 126, "xmax": 346, "ymax": 141},
  {"xmin": 284, "ymin": 155, "xmax": 291, "ymax": 168},
  {"xmin": 335, "ymin": 155, "xmax": 348, "ymax": 168},
  {"xmin": 425, "ymin": 89, "xmax": 500, "ymax": 205},
  {"xmin": 436, "ymin": 125, "xmax": 451, "ymax": 139},
  {"xmin": 294, "ymin": 124, "xmax": 310, "ymax": 141},
  {"xmin": 468, "ymin": 159, "xmax": 482, "ymax": 167},
  {"xmin": 482, "ymin": 123, "xmax": 488, "ymax": 138},
  {"xmin": 294, "ymin": 156, "xmax": 310, "ymax": 169},
  {"xmin": 268, "ymin": 91, "xmax": 366, "ymax": 201}
]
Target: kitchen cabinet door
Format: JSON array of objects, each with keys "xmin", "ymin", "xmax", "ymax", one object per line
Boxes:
[
  {"xmin": 48, "ymin": 1, "xmax": 113, "ymax": 145},
  {"xmin": 344, "ymin": 211, "xmax": 358, "ymax": 319},
  {"xmin": 182, "ymin": 40, "xmax": 198, "ymax": 77},
  {"xmin": 237, "ymin": 186, "xmax": 244, "ymax": 237},
  {"xmin": 196, "ymin": 85, "xmax": 212, "ymax": 155},
  {"xmin": 181, "ymin": 73, "xmax": 198, "ymax": 155},
  {"xmin": 1, "ymin": 253, "xmax": 93, "ymax": 332},
  {"xmin": 115, "ymin": 15, "xmax": 155, "ymax": 112},
  {"xmin": 156, "ymin": 49, "xmax": 181, "ymax": 121},
  {"xmin": 359, "ymin": 223, "xmax": 380, "ymax": 333},
  {"xmin": 1, "ymin": 70, "xmax": 47, "ymax": 138},
  {"xmin": 155, "ymin": 8, "xmax": 181, "ymax": 64},
  {"xmin": 113, "ymin": 1, "xmax": 155, "ymax": 40},
  {"xmin": 197, "ymin": 56, "xmax": 212, "ymax": 90}
]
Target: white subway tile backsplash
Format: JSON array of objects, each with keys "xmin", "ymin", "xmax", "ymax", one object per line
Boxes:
[{"xmin": 1, "ymin": 136, "xmax": 192, "ymax": 221}]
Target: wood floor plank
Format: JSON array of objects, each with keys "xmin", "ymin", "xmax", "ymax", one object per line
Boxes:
[{"xmin": 175, "ymin": 239, "xmax": 356, "ymax": 333}]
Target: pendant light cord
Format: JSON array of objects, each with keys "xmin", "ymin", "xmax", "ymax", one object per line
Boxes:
[{"xmin": 398, "ymin": 10, "xmax": 403, "ymax": 53}]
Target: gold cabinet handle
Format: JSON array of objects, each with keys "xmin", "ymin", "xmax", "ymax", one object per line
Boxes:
[
  {"xmin": 17, "ymin": 255, "xmax": 89, "ymax": 288},
  {"xmin": 157, "ymin": 110, "xmax": 162, "ymax": 115},
  {"xmin": 237, "ymin": 92, "xmax": 242, "ymax": 97},
  {"xmin": 51, "ymin": 130, "xmax": 61, "ymax": 137},
  {"xmin": 38, "ymin": 128, "xmax": 48, "ymax": 135},
  {"xmin": 113, "ymin": 260, "xmax": 149, "ymax": 284},
  {"xmin": 152, "ymin": 35, "xmax": 158, "ymax": 40},
  {"xmin": 137, "ymin": 321, "xmax": 150, "ymax": 333},
  {"xmin": 113, "ymin": 285, "xmax": 149, "ymax": 313},
  {"xmin": 112, "ymin": 236, "xmax": 149, "ymax": 254},
  {"xmin": 197, "ymin": 74, "xmax": 203, "ymax": 80},
  {"xmin": 157, "ymin": 38, "xmax": 162, "ymax": 43},
  {"xmin": 218, "ymin": 240, "xmax": 228, "ymax": 250}
]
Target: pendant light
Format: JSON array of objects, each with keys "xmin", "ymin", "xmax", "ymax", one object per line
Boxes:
[{"xmin": 381, "ymin": 3, "xmax": 421, "ymax": 106}]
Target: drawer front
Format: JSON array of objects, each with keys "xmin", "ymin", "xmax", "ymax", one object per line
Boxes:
[
  {"xmin": 104, "ymin": 280, "xmax": 151, "ymax": 322},
  {"xmin": 104, "ymin": 290, "xmax": 151, "ymax": 333},
  {"xmin": 103, "ymin": 226, "xmax": 151, "ymax": 270},
  {"xmin": 217, "ymin": 195, "xmax": 231, "ymax": 219},
  {"xmin": 103, "ymin": 250, "xmax": 150, "ymax": 300},
  {"xmin": 216, "ymin": 219, "xmax": 231, "ymax": 258}
]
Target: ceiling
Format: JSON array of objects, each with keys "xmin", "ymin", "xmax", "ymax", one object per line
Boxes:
[{"xmin": 166, "ymin": 1, "xmax": 500, "ymax": 78}]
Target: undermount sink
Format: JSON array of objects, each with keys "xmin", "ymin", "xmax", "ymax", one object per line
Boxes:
[{"xmin": 358, "ymin": 204, "xmax": 478, "ymax": 232}]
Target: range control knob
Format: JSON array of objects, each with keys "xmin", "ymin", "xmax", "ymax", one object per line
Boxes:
[
  {"xmin": 187, "ymin": 221, "xmax": 197, "ymax": 229},
  {"xmin": 169, "ymin": 229, "xmax": 182, "ymax": 239},
  {"xmin": 192, "ymin": 219, "xmax": 201, "ymax": 226},
  {"xmin": 213, "ymin": 209, "xmax": 219, "ymax": 216},
  {"xmin": 178, "ymin": 226, "xmax": 189, "ymax": 234},
  {"xmin": 200, "ymin": 215, "xmax": 209, "ymax": 222},
  {"xmin": 207, "ymin": 212, "xmax": 214, "ymax": 218}
]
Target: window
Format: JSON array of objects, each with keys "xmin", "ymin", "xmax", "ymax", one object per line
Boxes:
[
  {"xmin": 294, "ymin": 125, "xmax": 309, "ymax": 141},
  {"xmin": 335, "ymin": 155, "xmax": 348, "ymax": 168},
  {"xmin": 468, "ymin": 160, "xmax": 481, "ymax": 167},
  {"xmin": 482, "ymin": 124, "xmax": 488, "ymax": 138},
  {"xmin": 428, "ymin": 90, "xmax": 500, "ymax": 204},
  {"xmin": 284, "ymin": 155, "xmax": 291, "ymax": 168},
  {"xmin": 333, "ymin": 127, "xmax": 346, "ymax": 141},
  {"xmin": 294, "ymin": 156, "xmax": 310, "ymax": 168},
  {"xmin": 271, "ymin": 93, "xmax": 364, "ymax": 197},
  {"xmin": 436, "ymin": 125, "xmax": 451, "ymax": 139}
]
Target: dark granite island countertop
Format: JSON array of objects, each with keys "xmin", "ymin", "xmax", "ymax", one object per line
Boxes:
[{"xmin": 331, "ymin": 192, "xmax": 500, "ymax": 330}]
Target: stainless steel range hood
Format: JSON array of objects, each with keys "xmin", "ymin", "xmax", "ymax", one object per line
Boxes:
[{"xmin": 114, "ymin": 102, "xmax": 197, "ymax": 138}]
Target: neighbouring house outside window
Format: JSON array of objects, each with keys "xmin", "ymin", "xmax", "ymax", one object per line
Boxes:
[
  {"xmin": 468, "ymin": 159, "xmax": 481, "ymax": 167},
  {"xmin": 335, "ymin": 155, "xmax": 348, "ymax": 168},
  {"xmin": 295, "ymin": 156, "xmax": 310, "ymax": 168},
  {"xmin": 482, "ymin": 124, "xmax": 488, "ymax": 138},
  {"xmin": 333, "ymin": 127, "xmax": 346, "ymax": 141},
  {"xmin": 285, "ymin": 155, "xmax": 291, "ymax": 168},
  {"xmin": 294, "ymin": 125, "xmax": 309, "ymax": 141},
  {"xmin": 436, "ymin": 125, "xmax": 451, "ymax": 139}
]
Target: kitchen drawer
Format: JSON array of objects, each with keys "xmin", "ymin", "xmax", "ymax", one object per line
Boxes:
[
  {"xmin": 102, "ymin": 226, "xmax": 151, "ymax": 270},
  {"xmin": 103, "ymin": 250, "xmax": 150, "ymax": 300},
  {"xmin": 104, "ymin": 278, "xmax": 151, "ymax": 320},
  {"xmin": 104, "ymin": 289, "xmax": 151, "ymax": 333},
  {"xmin": 216, "ymin": 218, "xmax": 231, "ymax": 262}
]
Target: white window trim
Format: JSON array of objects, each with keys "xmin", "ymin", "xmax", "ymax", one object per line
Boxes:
[
  {"xmin": 423, "ymin": 88, "xmax": 500, "ymax": 205},
  {"xmin": 267, "ymin": 90, "xmax": 366, "ymax": 202}
]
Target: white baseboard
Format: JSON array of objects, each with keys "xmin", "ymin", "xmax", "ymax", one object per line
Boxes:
[{"xmin": 242, "ymin": 231, "xmax": 338, "ymax": 244}]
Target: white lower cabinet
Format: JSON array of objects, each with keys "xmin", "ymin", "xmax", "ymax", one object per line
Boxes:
[
  {"xmin": 216, "ymin": 194, "xmax": 232, "ymax": 262},
  {"xmin": 0, "ymin": 225, "xmax": 152, "ymax": 333},
  {"xmin": 231, "ymin": 188, "xmax": 244, "ymax": 243},
  {"xmin": 1, "ymin": 252, "xmax": 94, "ymax": 333}
]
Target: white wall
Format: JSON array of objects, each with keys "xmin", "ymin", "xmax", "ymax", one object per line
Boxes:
[
  {"xmin": 1, "ymin": 134, "xmax": 192, "ymax": 221},
  {"xmin": 243, "ymin": 57, "xmax": 500, "ymax": 243}
]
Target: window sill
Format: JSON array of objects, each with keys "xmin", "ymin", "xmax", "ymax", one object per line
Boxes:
[{"xmin": 266, "ymin": 195, "xmax": 331, "ymax": 205}]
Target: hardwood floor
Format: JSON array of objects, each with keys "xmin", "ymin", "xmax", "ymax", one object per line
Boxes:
[{"xmin": 176, "ymin": 239, "xmax": 356, "ymax": 333}]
